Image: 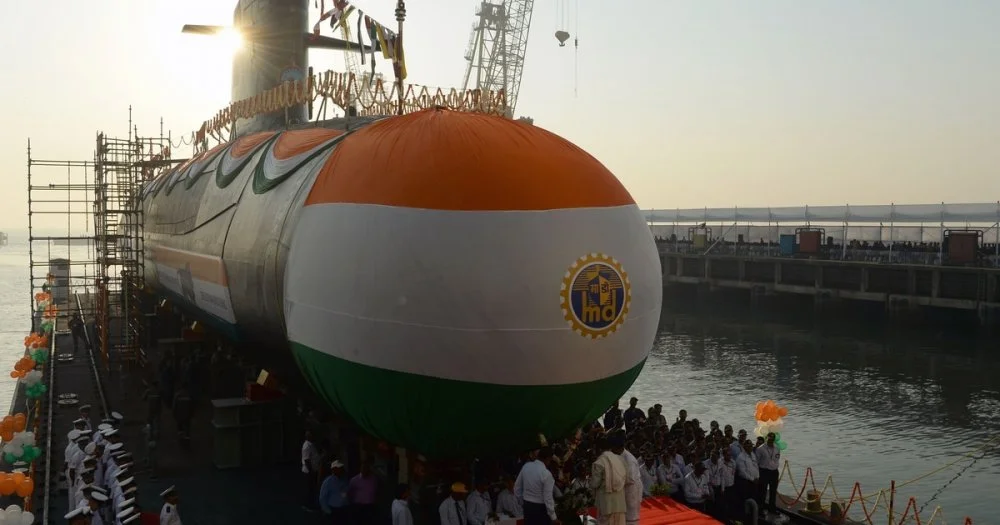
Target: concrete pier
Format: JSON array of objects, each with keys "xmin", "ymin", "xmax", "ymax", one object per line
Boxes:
[{"xmin": 661, "ymin": 251, "xmax": 1000, "ymax": 325}]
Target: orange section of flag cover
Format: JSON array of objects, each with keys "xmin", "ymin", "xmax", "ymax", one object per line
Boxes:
[
  {"xmin": 273, "ymin": 128, "xmax": 344, "ymax": 160},
  {"xmin": 230, "ymin": 131, "xmax": 277, "ymax": 158},
  {"xmin": 304, "ymin": 108, "xmax": 635, "ymax": 211}
]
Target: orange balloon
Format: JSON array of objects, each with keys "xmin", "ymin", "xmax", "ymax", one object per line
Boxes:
[
  {"xmin": 13, "ymin": 415, "xmax": 26, "ymax": 433},
  {"xmin": 15, "ymin": 477, "xmax": 33, "ymax": 497},
  {"xmin": 0, "ymin": 477, "xmax": 16, "ymax": 496},
  {"xmin": 778, "ymin": 406, "xmax": 788, "ymax": 418},
  {"xmin": 8, "ymin": 372, "xmax": 16, "ymax": 379},
  {"xmin": 12, "ymin": 472, "xmax": 25, "ymax": 485}
]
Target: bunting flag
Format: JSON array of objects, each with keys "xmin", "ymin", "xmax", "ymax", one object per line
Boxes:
[
  {"xmin": 313, "ymin": 0, "xmax": 352, "ymax": 35},
  {"xmin": 356, "ymin": 10, "xmax": 366, "ymax": 66}
]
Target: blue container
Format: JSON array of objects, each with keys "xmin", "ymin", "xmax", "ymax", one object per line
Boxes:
[{"xmin": 779, "ymin": 234, "xmax": 796, "ymax": 256}]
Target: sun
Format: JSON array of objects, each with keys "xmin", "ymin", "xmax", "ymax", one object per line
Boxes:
[{"xmin": 218, "ymin": 27, "xmax": 245, "ymax": 55}]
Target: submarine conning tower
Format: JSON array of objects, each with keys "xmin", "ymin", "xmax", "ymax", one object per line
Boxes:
[{"xmin": 231, "ymin": 0, "xmax": 309, "ymax": 137}]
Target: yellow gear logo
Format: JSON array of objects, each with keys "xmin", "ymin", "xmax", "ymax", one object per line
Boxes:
[{"xmin": 560, "ymin": 253, "xmax": 631, "ymax": 339}]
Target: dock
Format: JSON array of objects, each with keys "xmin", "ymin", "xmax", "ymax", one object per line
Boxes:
[{"xmin": 659, "ymin": 245, "xmax": 1000, "ymax": 324}]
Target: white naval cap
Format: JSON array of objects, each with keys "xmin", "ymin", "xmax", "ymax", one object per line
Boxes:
[
  {"xmin": 68, "ymin": 429, "xmax": 82, "ymax": 441},
  {"xmin": 118, "ymin": 462, "xmax": 134, "ymax": 470},
  {"xmin": 116, "ymin": 507, "xmax": 135, "ymax": 520},
  {"xmin": 114, "ymin": 468, "xmax": 131, "ymax": 480},
  {"xmin": 98, "ymin": 423, "xmax": 112, "ymax": 431},
  {"xmin": 79, "ymin": 404, "xmax": 92, "ymax": 411},
  {"xmin": 65, "ymin": 507, "xmax": 92, "ymax": 519},
  {"xmin": 118, "ymin": 497, "xmax": 135, "ymax": 509},
  {"xmin": 90, "ymin": 490, "xmax": 109, "ymax": 502},
  {"xmin": 160, "ymin": 485, "xmax": 177, "ymax": 497},
  {"xmin": 120, "ymin": 476, "xmax": 135, "ymax": 487},
  {"xmin": 73, "ymin": 418, "xmax": 86, "ymax": 425},
  {"xmin": 111, "ymin": 411, "xmax": 124, "ymax": 421},
  {"xmin": 106, "ymin": 442, "xmax": 124, "ymax": 451},
  {"xmin": 84, "ymin": 442, "xmax": 96, "ymax": 454},
  {"xmin": 122, "ymin": 514, "xmax": 141, "ymax": 524},
  {"xmin": 123, "ymin": 485, "xmax": 137, "ymax": 496},
  {"xmin": 103, "ymin": 428, "xmax": 120, "ymax": 438},
  {"xmin": 90, "ymin": 485, "xmax": 108, "ymax": 495}
]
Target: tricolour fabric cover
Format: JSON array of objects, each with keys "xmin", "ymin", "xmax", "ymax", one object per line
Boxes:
[{"xmin": 284, "ymin": 107, "xmax": 662, "ymax": 457}]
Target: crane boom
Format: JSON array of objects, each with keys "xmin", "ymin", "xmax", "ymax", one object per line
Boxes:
[{"xmin": 461, "ymin": 0, "xmax": 535, "ymax": 117}]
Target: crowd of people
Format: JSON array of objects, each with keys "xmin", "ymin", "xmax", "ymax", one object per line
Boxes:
[
  {"xmin": 302, "ymin": 396, "xmax": 784, "ymax": 525},
  {"xmin": 60, "ymin": 404, "xmax": 182, "ymax": 524}
]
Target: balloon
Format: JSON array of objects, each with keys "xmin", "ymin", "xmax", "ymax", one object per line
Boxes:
[
  {"xmin": 772, "ymin": 432, "xmax": 781, "ymax": 442},
  {"xmin": 20, "ymin": 511, "xmax": 34, "ymax": 525},
  {"xmin": 13, "ymin": 415, "xmax": 25, "ymax": 433},
  {"xmin": 778, "ymin": 406, "xmax": 788, "ymax": 417},
  {"xmin": 0, "ymin": 477, "xmax": 15, "ymax": 496},
  {"xmin": 11, "ymin": 473, "xmax": 25, "ymax": 485},
  {"xmin": 770, "ymin": 418, "xmax": 784, "ymax": 431},
  {"xmin": 15, "ymin": 478, "xmax": 32, "ymax": 498},
  {"xmin": 754, "ymin": 425, "xmax": 766, "ymax": 438},
  {"xmin": 777, "ymin": 441, "xmax": 788, "ymax": 451},
  {"xmin": 7, "ymin": 372, "xmax": 15, "ymax": 379}
]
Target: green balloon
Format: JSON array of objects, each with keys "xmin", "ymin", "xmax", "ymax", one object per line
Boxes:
[
  {"xmin": 777, "ymin": 441, "xmax": 788, "ymax": 451},
  {"xmin": 773, "ymin": 432, "xmax": 781, "ymax": 442}
]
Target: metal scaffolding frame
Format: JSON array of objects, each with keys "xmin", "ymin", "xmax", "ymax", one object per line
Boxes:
[
  {"xmin": 26, "ymin": 141, "xmax": 97, "ymax": 325},
  {"xmin": 92, "ymin": 109, "xmax": 172, "ymax": 370}
]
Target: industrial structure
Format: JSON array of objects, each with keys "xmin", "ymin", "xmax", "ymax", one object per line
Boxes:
[
  {"xmin": 27, "ymin": 111, "xmax": 173, "ymax": 370},
  {"xmin": 462, "ymin": 0, "xmax": 535, "ymax": 117}
]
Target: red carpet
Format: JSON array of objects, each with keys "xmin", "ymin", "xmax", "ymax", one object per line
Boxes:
[{"xmin": 630, "ymin": 496, "xmax": 723, "ymax": 525}]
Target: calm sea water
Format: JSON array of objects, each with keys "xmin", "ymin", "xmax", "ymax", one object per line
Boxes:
[{"xmin": 1, "ymin": 233, "xmax": 997, "ymax": 522}]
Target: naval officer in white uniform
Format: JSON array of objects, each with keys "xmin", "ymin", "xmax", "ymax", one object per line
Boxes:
[{"xmin": 160, "ymin": 485, "xmax": 182, "ymax": 525}]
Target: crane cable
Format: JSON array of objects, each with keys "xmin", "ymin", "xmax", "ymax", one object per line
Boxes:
[{"xmin": 574, "ymin": 0, "xmax": 579, "ymax": 97}]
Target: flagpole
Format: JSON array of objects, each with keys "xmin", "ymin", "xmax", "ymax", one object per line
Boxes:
[{"xmin": 395, "ymin": 0, "xmax": 406, "ymax": 115}]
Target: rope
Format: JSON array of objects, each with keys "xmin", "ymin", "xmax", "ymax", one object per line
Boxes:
[
  {"xmin": 773, "ymin": 436, "xmax": 999, "ymax": 525},
  {"xmin": 190, "ymin": 70, "xmax": 509, "ymax": 151}
]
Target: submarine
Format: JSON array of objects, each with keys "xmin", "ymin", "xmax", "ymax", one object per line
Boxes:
[{"xmin": 141, "ymin": 0, "xmax": 663, "ymax": 458}]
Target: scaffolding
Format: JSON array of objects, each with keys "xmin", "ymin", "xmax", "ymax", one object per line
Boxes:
[
  {"xmin": 26, "ymin": 142, "xmax": 97, "ymax": 324},
  {"xmin": 92, "ymin": 110, "xmax": 172, "ymax": 369}
]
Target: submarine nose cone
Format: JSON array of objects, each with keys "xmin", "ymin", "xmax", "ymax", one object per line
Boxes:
[{"xmin": 284, "ymin": 108, "xmax": 662, "ymax": 458}]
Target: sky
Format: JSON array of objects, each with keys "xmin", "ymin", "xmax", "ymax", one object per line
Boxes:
[{"xmin": 1, "ymin": 0, "xmax": 999, "ymax": 232}]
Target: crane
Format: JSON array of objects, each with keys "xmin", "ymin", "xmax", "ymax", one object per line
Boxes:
[{"xmin": 461, "ymin": 0, "xmax": 536, "ymax": 118}]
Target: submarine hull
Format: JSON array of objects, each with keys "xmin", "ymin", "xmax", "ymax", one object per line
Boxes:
[{"xmin": 142, "ymin": 110, "xmax": 663, "ymax": 458}]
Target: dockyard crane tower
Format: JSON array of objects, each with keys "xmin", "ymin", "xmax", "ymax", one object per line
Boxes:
[{"xmin": 461, "ymin": 0, "xmax": 535, "ymax": 118}]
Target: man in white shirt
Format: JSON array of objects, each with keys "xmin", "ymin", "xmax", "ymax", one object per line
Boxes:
[
  {"xmin": 466, "ymin": 480, "xmax": 493, "ymax": 525},
  {"xmin": 618, "ymin": 439, "xmax": 642, "ymax": 525},
  {"xmin": 495, "ymin": 477, "xmax": 523, "ymax": 518},
  {"xmin": 735, "ymin": 441, "xmax": 761, "ymax": 519},
  {"xmin": 514, "ymin": 447, "xmax": 556, "ymax": 525},
  {"xmin": 755, "ymin": 433, "xmax": 781, "ymax": 514},
  {"xmin": 301, "ymin": 431, "xmax": 321, "ymax": 511},
  {"xmin": 655, "ymin": 453, "xmax": 683, "ymax": 499},
  {"xmin": 438, "ymin": 482, "xmax": 468, "ymax": 525},
  {"xmin": 681, "ymin": 463, "xmax": 712, "ymax": 511},
  {"xmin": 392, "ymin": 483, "xmax": 414, "ymax": 525},
  {"xmin": 639, "ymin": 456, "xmax": 657, "ymax": 497}
]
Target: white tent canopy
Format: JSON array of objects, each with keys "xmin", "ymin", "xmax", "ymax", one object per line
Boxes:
[{"xmin": 644, "ymin": 202, "xmax": 1000, "ymax": 224}]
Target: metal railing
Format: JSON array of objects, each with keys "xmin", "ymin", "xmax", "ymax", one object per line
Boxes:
[
  {"xmin": 657, "ymin": 242, "xmax": 1000, "ymax": 268},
  {"xmin": 40, "ymin": 312, "xmax": 57, "ymax": 525}
]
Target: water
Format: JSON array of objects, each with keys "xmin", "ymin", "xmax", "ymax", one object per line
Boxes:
[
  {"xmin": 625, "ymin": 308, "xmax": 1000, "ymax": 523},
  {"xmin": 1, "ymin": 234, "xmax": 998, "ymax": 522}
]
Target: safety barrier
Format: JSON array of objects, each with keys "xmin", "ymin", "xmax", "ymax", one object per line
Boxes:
[
  {"xmin": 194, "ymin": 70, "xmax": 509, "ymax": 148},
  {"xmin": 775, "ymin": 443, "xmax": 998, "ymax": 525}
]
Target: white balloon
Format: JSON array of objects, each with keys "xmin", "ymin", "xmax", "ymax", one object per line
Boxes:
[
  {"xmin": 770, "ymin": 418, "xmax": 785, "ymax": 431},
  {"xmin": 4, "ymin": 506, "xmax": 21, "ymax": 522},
  {"xmin": 754, "ymin": 425, "xmax": 766, "ymax": 438},
  {"xmin": 19, "ymin": 511, "xmax": 33, "ymax": 525}
]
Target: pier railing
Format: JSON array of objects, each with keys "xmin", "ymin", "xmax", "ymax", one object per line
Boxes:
[
  {"xmin": 777, "ymin": 459, "xmax": 980, "ymax": 524},
  {"xmin": 657, "ymin": 242, "xmax": 1000, "ymax": 268}
]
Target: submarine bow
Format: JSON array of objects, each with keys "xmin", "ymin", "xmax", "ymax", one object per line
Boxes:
[{"xmin": 143, "ymin": 108, "xmax": 662, "ymax": 458}]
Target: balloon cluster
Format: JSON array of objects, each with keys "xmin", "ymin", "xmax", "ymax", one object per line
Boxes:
[
  {"xmin": 34, "ymin": 291, "xmax": 56, "ymax": 334},
  {"xmin": 0, "ymin": 504, "xmax": 35, "ymax": 525},
  {"xmin": 0, "ymin": 473, "xmax": 35, "ymax": 499},
  {"xmin": 22, "ymin": 334, "xmax": 48, "ymax": 365},
  {"xmin": 754, "ymin": 400, "xmax": 790, "ymax": 451},
  {"xmin": 0, "ymin": 423, "xmax": 40, "ymax": 464},
  {"xmin": 17, "ymin": 369, "xmax": 45, "ymax": 400}
]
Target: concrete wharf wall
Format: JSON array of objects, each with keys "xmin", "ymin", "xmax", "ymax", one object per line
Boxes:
[{"xmin": 659, "ymin": 248, "xmax": 1000, "ymax": 325}]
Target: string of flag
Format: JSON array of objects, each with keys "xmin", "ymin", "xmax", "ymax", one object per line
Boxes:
[{"xmin": 312, "ymin": 0, "xmax": 407, "ymax": 81}]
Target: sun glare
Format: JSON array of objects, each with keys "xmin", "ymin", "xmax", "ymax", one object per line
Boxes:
[{"xmin": 218, "ymin": 27, "xmax": 245, "ymax": 55}]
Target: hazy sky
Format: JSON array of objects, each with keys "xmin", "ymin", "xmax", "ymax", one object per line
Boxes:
[{"xmin": 2, "ymin": 0, "xmax": 999, "ymax": 232}]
